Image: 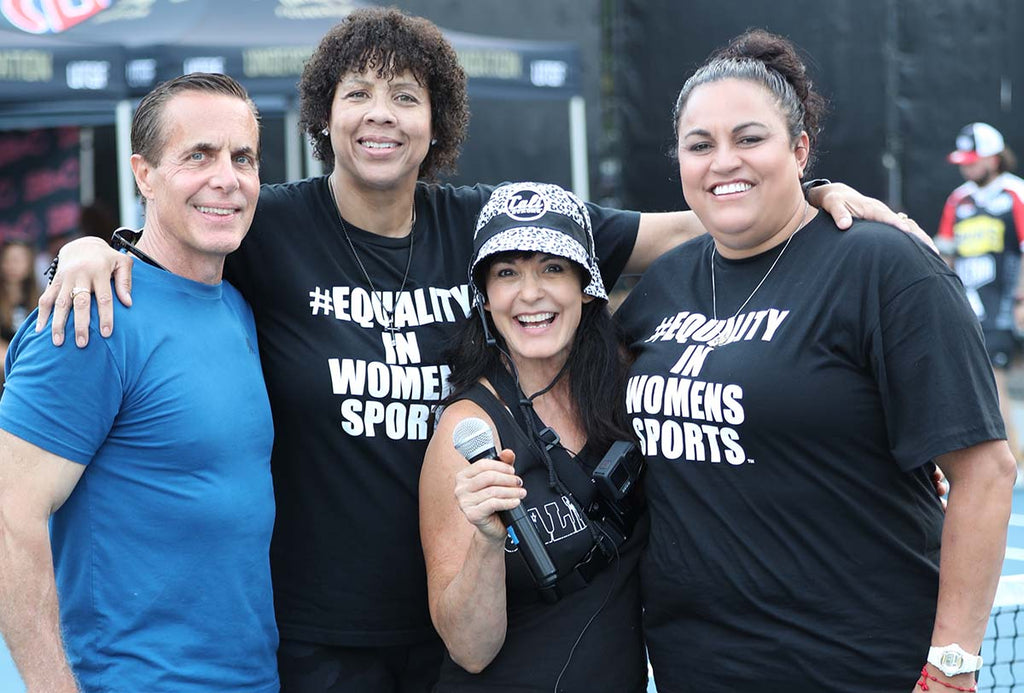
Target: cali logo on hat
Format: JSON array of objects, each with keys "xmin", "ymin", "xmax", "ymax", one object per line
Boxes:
[{"xmin": 505, "ymin": 189, "xmax": 549, "ymax": 221}]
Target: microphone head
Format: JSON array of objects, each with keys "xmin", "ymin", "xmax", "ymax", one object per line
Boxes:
[{"xmin": 452, "ymin": 417, "xmax": 496, "ymax": 460}]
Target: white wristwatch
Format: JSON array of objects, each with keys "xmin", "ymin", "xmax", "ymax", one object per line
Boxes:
[{"xmin": 927, "ymin": 643, "xmax": 983, "ymax": 678}]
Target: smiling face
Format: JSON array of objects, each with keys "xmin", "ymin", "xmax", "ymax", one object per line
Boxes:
[
  {"xmin": 484, "ymin": 252, "xmax": 593, "ymax": 373},
  {"xmin": 328, "ymin": 68, "xmax": 432, "ymax": 194},
  {"xmin": 676, "ymin": 78, "xmax": 809, "ymax": 258},
  {"xmin": 131, "ymin": 91, "xmax": 260, "ymax": 282}
]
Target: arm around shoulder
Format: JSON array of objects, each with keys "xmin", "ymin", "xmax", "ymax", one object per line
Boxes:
[
  {"xmin": 420, "ymin": 400, "xmax": 524, "ymax": 673},
  {"xmin": 628, "ymin": 211, "xmax": 701, "ymax": 274},
  {"xmin": 36, "ymin": 236, "xmax": 134, "ymax": 349},
  {"xmin": 628, "ymin": 182, "xmax": 922, "ymax": 274},
  {"xmin": 0, "ymin": 430, "xmax": 86, "ymax": 692}
]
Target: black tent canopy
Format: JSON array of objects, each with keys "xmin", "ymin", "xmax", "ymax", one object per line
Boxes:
[
  {"xmin": 0, "ymin": 0, "xmax": 588, "ymax": 224},
  {"xmin": 0, "ymin": 26, "xmax": 128, "ymax": 124}
]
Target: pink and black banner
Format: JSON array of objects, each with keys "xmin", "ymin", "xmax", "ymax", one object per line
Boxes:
[{"xmin": 0, "ymin": 127, "xmax": 79, "ymax": 247}]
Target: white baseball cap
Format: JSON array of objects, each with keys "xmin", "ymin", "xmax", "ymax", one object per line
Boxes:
[{"xmin": 948, "ymin": 122, "xmax": 1005, "ymax": 165}]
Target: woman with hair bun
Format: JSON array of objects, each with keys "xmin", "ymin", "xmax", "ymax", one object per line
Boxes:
[{"xmin": 616, "ymin": 29, "xmax": 1015, "ymax": 692}]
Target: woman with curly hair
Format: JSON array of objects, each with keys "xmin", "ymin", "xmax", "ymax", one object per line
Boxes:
[{"xmin": 39, "ymin": 8, "xmax": 915, "ymax": 692}]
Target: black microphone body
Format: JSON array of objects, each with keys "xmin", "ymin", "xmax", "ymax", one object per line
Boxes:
[{"xmin": 452, "ymin": 418, "xmax": 559, "ymax": 591}]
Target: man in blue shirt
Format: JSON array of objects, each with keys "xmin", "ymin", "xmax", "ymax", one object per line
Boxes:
[{"xmin": 0, "ymin": 73, "xmax": 278, "ymax": 693}]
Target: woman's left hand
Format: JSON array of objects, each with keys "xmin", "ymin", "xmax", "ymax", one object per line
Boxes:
[{"xmin": 809, "ymin": 183, "xmax": 938, "ymax": 253}]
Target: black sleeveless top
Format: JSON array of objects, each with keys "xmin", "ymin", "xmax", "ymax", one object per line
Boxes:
[{"xmin": 434, "ymin": 371, "xmax": 649, "ymax": 692}]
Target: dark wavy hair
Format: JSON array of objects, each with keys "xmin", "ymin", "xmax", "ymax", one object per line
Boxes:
[
  {"xmin": 299, "ymin": 7, "xmax": 469, "ymax": 181},
  {"xmin": 672, "ymin": 28, "xmax": 828, "ymax": 172},
  {"xmin": 444, "ymin": 251, "xmax": 633, "ymax": 452}
]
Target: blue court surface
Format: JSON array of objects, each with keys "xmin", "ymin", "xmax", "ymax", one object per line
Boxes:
[
  {"xmin": 6, "ymin": 489, "xmax": 1024, "ymax": 692},
  {"xmin": 0, "ymin": 648, "xmax": 18, "ymax": 693}
]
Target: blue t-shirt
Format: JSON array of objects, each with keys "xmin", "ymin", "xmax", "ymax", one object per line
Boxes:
[{"xmin": 0, "ymin": 261, "xmax": 278, "ymax": 693}]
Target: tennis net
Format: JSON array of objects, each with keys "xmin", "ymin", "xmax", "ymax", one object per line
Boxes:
[{"xmin": 983, "ymin": 574, "xmax": 1024, "ymax": 692}]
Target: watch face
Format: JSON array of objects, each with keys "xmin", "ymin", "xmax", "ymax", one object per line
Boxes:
[
  {"xmin": 929, "ymin": 645, "xmax": 981, "ymax": 677},
  {"xmin": 941, "ymin": 651, "xmax": 964, "ymax": 670}
]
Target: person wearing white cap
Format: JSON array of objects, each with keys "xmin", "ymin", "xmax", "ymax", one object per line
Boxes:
[{"xmin": 937, "ymin": 122, "xmax": 1024, "ymax": 461}]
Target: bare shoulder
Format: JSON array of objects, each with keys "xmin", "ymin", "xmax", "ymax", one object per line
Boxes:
[
  {"xmin": 428, "ymin": 397, "xmax": 499, "ymax": 467},
  {"xmin": 420, "ymin": 397, "xmax": 497, "ymax": 549}
]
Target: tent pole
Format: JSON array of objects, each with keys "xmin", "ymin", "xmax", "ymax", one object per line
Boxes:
[
  {"xmin": 284, "ymin": 107, "xmax": 301, "ymax": 182},
  {"xmin": 569, "ymin": 95, "xmax": 589, "ymax": 201},
  {"xmin": 115, "ymin": 100, "xmax": 138, "ymax": 228},
  {"xmin": 882, "ymin": 0, "xmax": 903, "ymax": 210},
  {"xmin": 79, "ymin": 128, "xmax": 95, "ymax": 205}
]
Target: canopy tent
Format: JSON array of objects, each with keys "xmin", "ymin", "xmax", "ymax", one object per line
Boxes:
[
  {"xmin": 0, "ymin": 27, "xmax": 128, "ymax": 125},
  {"xmin": 0, "ymin": 0, "xmax": 588, "ymax": 225}
]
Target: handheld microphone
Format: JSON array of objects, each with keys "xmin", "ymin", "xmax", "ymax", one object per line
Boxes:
[{"xmin": 452, "ymin": 417, "xmax": 558, "ymax": 590}]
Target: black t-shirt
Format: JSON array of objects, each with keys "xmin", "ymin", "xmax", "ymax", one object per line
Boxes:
[
  {"xmin": 224, "ymin": 177, "xmax": 640, "ymax": 646},
  {"xmin": 435, "ymin": 380, "xmax": 648, "ymax": 692},
  {"xmin": 615, "ymin": 215, "xmax": 1004, "ymax": 692}
]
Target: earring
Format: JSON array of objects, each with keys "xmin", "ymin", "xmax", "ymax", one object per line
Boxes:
[
  {"xmin": 430, "ymin": 138, "xmax": 437, "ymax": 145},
  {"xmin": 321, "ymin": 128, "xmax": 329, "ymax": 136}
]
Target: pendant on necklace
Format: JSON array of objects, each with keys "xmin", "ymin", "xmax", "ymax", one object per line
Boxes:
[
  {"xmin": 377, "ymin": 305, "xmax": 399, "ymax": 333},
  {"xmin": 707, "ymin": 330, "xmax": 729, "ymax": 349}
]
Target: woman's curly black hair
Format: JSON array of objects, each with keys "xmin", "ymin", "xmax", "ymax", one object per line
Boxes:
[{"xmin": 299, "ymin": 7, "xmax": 469, "ymax": 181}]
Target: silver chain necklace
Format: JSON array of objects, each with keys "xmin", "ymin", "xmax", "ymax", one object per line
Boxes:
[
  {"xmin": 708, "ymin": 201, "xmax": 808, "ymax": 349},
  {"xmin": 328, "ymin": 176, "xmax": 415, "ymax": 333}
]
